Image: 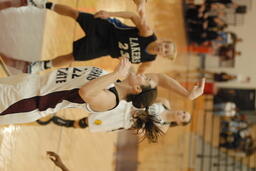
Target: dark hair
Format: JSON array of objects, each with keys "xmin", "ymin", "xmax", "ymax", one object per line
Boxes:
[
  {"xmin": 131, "ymin": 110, "xmax": 164, "ymax": 143},
  {"xmin": 126, "ymin": 86, "xmax": 157, "ymax": 108}
]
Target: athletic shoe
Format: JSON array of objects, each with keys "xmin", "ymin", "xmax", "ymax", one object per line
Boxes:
[
  {"xmin": 52, "ymin": 116, "xmax": 75, "ymax": 127},
  {"xmin": 27, "ymin": 61, "xmax": 44, "ymax": 74},
  {"xmin": 36, "ymin": 118, "xmax": 53, "ymax": 125},
  {"xmin": 27, "ymin": 0, "xmax": 46, "ymax": 8}
]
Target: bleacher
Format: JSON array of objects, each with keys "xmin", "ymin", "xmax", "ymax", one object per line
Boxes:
[
  {"xmin": 183, "ymin": 0, "xmax": 252, "ymax": 67},
  {"xmin": 187, "ymin": 94, "xmax": 256, "ymax": 171}
]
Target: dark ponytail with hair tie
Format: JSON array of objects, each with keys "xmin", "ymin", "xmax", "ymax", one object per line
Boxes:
[{"xmin": 131, "ymin": 109, "xmax": 164, "ymax": 143}]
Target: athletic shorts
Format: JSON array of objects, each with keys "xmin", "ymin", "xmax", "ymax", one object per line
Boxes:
[{"xmin": 73, "ymin": 12, "xmax": 113, "ymax": 61}]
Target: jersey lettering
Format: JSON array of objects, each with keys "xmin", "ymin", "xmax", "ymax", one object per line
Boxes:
[
  {"xmin": 71, "ymin": 68, "xmax": 83, "ymax": 79},
  {"xmin": 120, "ymin": 50, "xmax": 130, "ymax": 58},
  {"xmin": 118, "ymin": 38, "xmax": 142, "ymax": 63},
  {"xmin": 56, "ymin": 68, "xmax": 69, "ymax": 83},
  {"xmin": 129, "ymin": 37, "xmax": 141, "ymax": 63},
  {"xmin": 130, "ymin": 38, "xmax": 139, "ymax": 47},
  {"xmin": 118, "ymin": 42, "xmax": 130, "ymax": 58},
  {"xmin": 87, "ymin": 67, "xmax": 103, "ymax": 80},
  {"xmin": 118, "ymin": 42, "xmax": 129, "ymax": 50},
  {"xmin": 56, "ymin": 67, "xmax": 90, "ymax": 83}
]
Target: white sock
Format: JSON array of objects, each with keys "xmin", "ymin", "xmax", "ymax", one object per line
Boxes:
[{"xmin": 51, "ymin": 3, "xmax": 55, "ymax": 10}]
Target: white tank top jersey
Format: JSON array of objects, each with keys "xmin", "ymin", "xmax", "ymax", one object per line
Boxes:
[
  {"xmin": 88, "ymin": 102, "xmax": 168, "ymax": 132},
  {"xmin": 148, "ymin": 103, "xmax": 168, "ymax": 125},
  {"xmin": 0, "ymin": 66, "xmax": 107, "ymax": 125},
  {"xmin": 88, "ymin": 100, "xmax": 133, "ymax": 132}
]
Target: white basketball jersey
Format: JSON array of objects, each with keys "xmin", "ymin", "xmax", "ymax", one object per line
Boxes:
[
  {"xmin": 88, "ymin": 102, "xmax": 168, "ymax": 132},
  {"xmin": 0, "ymin": 66, "xmax": 107, "ymax": 125},
  {"xmin": 88, "ymin": 100, "xmax": 133, "ymax": 132}
]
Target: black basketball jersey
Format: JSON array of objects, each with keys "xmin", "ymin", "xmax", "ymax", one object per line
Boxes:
[{"xmin": 108, "ymin": 22, "xmax": 157, "ymax": 63}]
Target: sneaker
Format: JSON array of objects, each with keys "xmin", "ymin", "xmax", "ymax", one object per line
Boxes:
[
  {"xmin": 27, "ymin": 61, "xmax": 44, "ymax": 74},
  {"xmin": 27, "ymin": 0, "xmax": 46, "ymax": 8},
  {"xmin": 36, "ymin": 118, "xmax": 53, "ymax": 125}
]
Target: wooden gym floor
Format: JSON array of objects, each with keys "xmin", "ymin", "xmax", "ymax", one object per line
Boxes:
[{"xmin": 0, "ymin": 0, "xmax": 205, "ymax": 171}]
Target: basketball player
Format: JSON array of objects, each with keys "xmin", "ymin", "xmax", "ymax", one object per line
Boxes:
[
  {"xmin": 25, "ymin": 0, "xmax": 177, "ymax": 74},
  {"xmin": 0, "ymin": 57, "xmax": 205, "ymax": 125},
  {"xmin": 38, "ymin": 99, "xmax": 191, "ymax": 143}
]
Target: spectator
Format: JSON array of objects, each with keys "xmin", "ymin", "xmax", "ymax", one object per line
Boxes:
[{"xmin": 214, "ymin": 102, "xmax": 237, "ymax": 117}]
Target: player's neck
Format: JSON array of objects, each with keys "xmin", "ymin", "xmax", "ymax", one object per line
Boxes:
[
  {"xmin": 114, "ymin": 81, "xmax": 134, "ymax": 100},
  {"xmin": 146, "ymin": 42, "xmax": 158, "ymax": 55}
]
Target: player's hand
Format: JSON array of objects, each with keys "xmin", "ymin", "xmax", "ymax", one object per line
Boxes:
[
  {"xmin": 114, "ymin": 57, "xmax": 131, "ymax": 80},
  {"xmin": 47, "ymin": 151, "xmax": 64, "ymax": 168},
  {"xmin": 94, "ymin": 10, "xmax": 110, "ymax": 19},
  {"xmin": 188, "ymin": 78, "xmax": 206, "ymax": 100}
]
